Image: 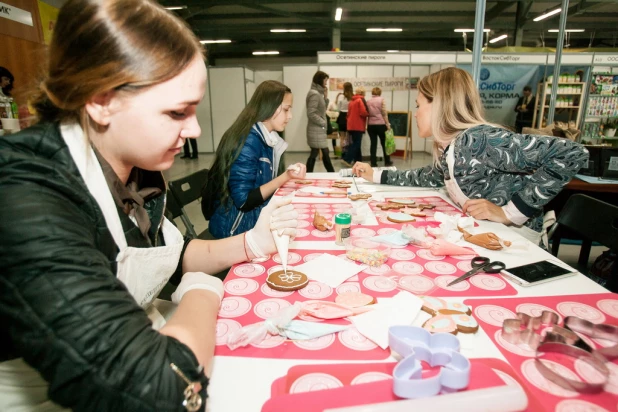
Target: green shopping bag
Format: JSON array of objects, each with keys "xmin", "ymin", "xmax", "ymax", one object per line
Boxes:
[{"xmin": 385, "ymin": 129, "xmax": 396, "ymax": 155}]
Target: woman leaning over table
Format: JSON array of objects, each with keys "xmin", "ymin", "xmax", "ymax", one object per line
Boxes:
[
  {"xmin": 205, "ymin": 80, "xmax": 306, "ymax": 239},
  {"xmin": 0, "ymin": 0, "xmax": 297, "ymax": 410},
  {"xmin": 353, "ymin": 67, "xmax": 588, "ymax": 246}
]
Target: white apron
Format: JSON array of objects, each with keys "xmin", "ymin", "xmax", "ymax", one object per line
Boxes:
[
  {"xmin": 0, "ymin": 123, "xmax": 183, "ymax": 411},
  {"xmin": 444, "ymin": 144, "xmax": 542, "ymax": 245}
]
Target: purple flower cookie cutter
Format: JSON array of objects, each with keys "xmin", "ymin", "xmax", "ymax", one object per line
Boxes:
[{"xmin": 388, "ymin": 325, "xmax": 471, "ymax": 399}]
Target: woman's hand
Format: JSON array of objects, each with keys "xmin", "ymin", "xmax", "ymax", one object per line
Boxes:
[
  {"xmin": 352, "ymin": 162, "xmax": 374, "ymax": 181},
  {"xmin": 249, "ymin": 197, "xmax": 298, "ymax": 255},
  {"xmin": 286, "ymin": 163, "xmax": 307, "ymax": 180},
  {"xmin": 462, "ymin": 199, "xmax": 511, "ymax": 225}
]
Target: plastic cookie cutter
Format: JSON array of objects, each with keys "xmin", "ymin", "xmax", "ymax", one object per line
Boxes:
[
  {"xmin": 388, "ymin": 325, "xmax": 471, "ymax": 398},
  {"xmin": 502, "ymin": 311, "xmax": 618, "ymax": 393}
]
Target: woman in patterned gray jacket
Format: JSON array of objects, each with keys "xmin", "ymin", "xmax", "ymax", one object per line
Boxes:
[{"xmin": 353, "ymin": 67, "xmax": 588, "ymax": 245}]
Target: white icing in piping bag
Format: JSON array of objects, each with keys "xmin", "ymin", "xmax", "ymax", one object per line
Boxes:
[{"xmin": 272, "ymin": 191, "xmax": 296, "ymax": 275}]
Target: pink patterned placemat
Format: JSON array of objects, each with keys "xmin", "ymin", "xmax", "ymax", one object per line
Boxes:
[
  {"xmin": 276, "ymin": 179, "xmax": 350, "ymax": 199},
  {"xmin": 215, "ymin": 249, "xmax": 390, "ymax": 360},
  {"xmin": 353, "ymin": 242, "xmax": 518, "ymax": 298},
  {"xmin": 464, "ymin": 294, "xmax": 618, "ymax": 412}
]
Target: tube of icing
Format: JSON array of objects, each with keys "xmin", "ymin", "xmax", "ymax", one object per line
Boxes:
[{"xmin": 323, "ymin": 385, "xmax": 528, "ymax": 412}]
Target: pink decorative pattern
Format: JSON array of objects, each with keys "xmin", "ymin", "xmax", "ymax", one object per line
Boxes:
[
  {"xmin": 215, "ymin": 319, "xmax": 242, "ymax": 346},
  {"xmin": 362, "ymin": 276, "xmax": 397, "ymax": 293},
  {"xmin": 219, "ymin": 297, "xmax": 252, "ymax": 318},
  {"xmin": 474, "ymin": 305, "xmax": 517, "ymax": 327},
  {"xmin": 293, "ymin": 334, "xmax": 336, "ymax": 351},
  {"xmin": 597, "ymin": 299, "xmax": 618, "ymax": 318},
  {"xmin": 557, "ymin": 302, "xmax": 607, "ymax": 324},
  {"xmin": 336, "ymin": 282, "xmax": 361, "ymax": 294},
  {"xmin": 289, "ymin": 373, "xmax": 344, "ymax": 393},
  {"xmin": 338, "ymin": 327, "xmax": 379, "ymax": 351},
  {"xmin": 254, "ymin": 298, "xmax": 291, "ymax": 319},
  {"xmin": 298, "ymin": 281, "xmax": 333, "ymax": 299},
  {"xmin": 469, "ymin": 274, "xmax": 507, "ymax": 291},
  {"xmin": 424, "ymin": 261, "xmax": 457, "ymax": 275},
  {"xmin": 224, "ymin": 278, "xmax": 260, "ymax": 296},
  {"xmin": 350, "ymin": 372, "xmax": 392, "ymax": 385},
  {"xmin": 398, "ymin": 275, "xmax": 435, "ymax": 294},
  {"xmin": 233, "ymin": 263, "xmax": 265, "ymax": 278}
]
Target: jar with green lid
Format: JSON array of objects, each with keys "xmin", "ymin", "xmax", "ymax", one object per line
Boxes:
[{"xmin": 334, "ymin": 213, "xmax": 351, "ymax": 245}]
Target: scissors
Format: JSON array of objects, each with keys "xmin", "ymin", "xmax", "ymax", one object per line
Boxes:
[{"xmin": 447, "ymin": 256, "xmax": 506, "ymax": 287}]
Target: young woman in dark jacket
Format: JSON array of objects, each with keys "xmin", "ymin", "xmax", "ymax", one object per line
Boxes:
[
  {"xmin": 205, "ymin": 80, "xmax": 306, "ymax": 238},
  {"xmin": 0, "ymin": 0, "xmax": 298, "ymax": 410},
  {"xmin": 353, "ymin": 68, "xmax": 588, "ymax": 246}
]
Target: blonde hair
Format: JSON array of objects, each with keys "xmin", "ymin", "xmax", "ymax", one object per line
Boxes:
[
  {"xmin": 417, "ymin": 67, "xmax": 491, "ymax": 165},
  {"xmin": 32, "ymin": 0, "xmax": 203, "ymax": 127},
  {"xmin": 355, "ymin": 86, "xmax": 365, "ymax": 95},
  {"xmin": 371, "ymin": 87, "xmax": 381, "ymax": 96}
]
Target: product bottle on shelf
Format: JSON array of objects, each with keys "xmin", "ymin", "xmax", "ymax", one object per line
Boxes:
[{"xmin": 8, "ymin": 98, "xmax": 18, "ymax": 119}]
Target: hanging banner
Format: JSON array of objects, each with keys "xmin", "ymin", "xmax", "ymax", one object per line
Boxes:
[
  {"xmin": 38, "ymin": 0, "xmax": 59, "ymax": 45},
  {"xmin": 329, "ymin": 77, "xmax": 419, "ymax": 92},
  {"xmin": 460, "ymin": 65, "xmax": 539, "ymax": 126}
]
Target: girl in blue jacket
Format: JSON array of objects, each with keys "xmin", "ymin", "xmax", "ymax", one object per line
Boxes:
[{"xmin": 206, "ymin": 80, "xmax": 306, "ymax": 238}]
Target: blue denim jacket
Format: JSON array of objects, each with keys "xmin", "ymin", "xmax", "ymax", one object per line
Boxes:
[{"xmin": 209, "ymin": 124, "xmax": 277, "ymax": 238}]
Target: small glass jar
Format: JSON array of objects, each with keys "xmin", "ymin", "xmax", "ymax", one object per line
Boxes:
[{"xmin": 334, "ymin": 213, "xmax": 351, "ymax": 246}]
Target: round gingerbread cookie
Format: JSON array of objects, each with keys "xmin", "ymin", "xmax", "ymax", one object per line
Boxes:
[
  {"xmin": 266, "ymin": 270, "xmax": 309, "ymax": 292},
  {"xmin": 386, "ymin": 212, "xmax": 416, "ymax": 224},
  {"xmin": 335, "ymin": 291, "xmax": 375, "ymax": 308}
]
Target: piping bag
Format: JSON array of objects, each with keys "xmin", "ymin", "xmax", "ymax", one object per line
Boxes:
[{"xmin": 273, "ymin": 189, "xmax": 296, "ymax": 275}]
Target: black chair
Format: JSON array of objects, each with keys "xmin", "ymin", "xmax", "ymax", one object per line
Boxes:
[
  {"xmin": 548, "ymin": 194, "xmax": 618, "ymax": 271},
  {"xmin": 167, "ymin": 169, "xmax": 213, "ymax": 240}
]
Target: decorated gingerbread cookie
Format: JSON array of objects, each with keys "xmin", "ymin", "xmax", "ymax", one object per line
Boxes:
[
  {"xmin": 386, "ymin": 212, "xmax": 416, "ymax": 223},
  {"xmin": 349, "ymin": 193, "xmax": 372, "ymax": 201},
  {"xmin": 295, "ymin": 180, "xmax": 313, "ymax": 184},
  {"xmin": 334, "ymin": 180, "xmax": 351, "ymax": 184},
  {"xmin": 388, "ymin": 198, "xmax": 417, "ymax": 206},
  {"xmin": 376, "ymin": 203, "xmax": 405, "ymax": 210},
  {"xmin": 332, "ymin": 182, "xmax": 352, "ymax": 189},
  {"xmin": 420, "ymin": 297, "xmax": 478, "ymax": 334},
  {"xmin": 335, "ymin": 292, "xmax": 375, "ymax": 308},
  {"xmin": 313, "ymin": 210, "xmax": 333, "ymax": 232},
  {"xmin": 401, "ymin": 207, "xmax": 426, "ymax": 217},
  {"xmin": 421, "ymin": 297, "xmax": 472, "ymax": 315},
  {"xmin": 423, "ymin": 313, "xmax": 479, "ymax": 335},
  {"xmin": 417, "ymin": 203, "xmax": 436, "ymax": 211},
  {"xmin": 266, "ymin": 270, "xmax": 309, "ymax": 292}
]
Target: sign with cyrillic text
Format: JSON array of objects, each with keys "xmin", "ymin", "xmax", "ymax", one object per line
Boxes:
[{"xmin": 0, "ymin": 1, "xmax": 33, "ymax": 26}]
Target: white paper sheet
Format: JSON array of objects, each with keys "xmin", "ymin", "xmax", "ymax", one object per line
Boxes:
[
  {"xmin": 348, "ymin": 291, "xmax": 423, "ymax": 349},
  {"xmin": 291, "ymin": 253, "xmax": 366, "ymax": 288}
]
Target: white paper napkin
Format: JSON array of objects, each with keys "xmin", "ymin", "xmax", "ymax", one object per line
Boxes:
[
  {"xmin": 291, "ymin": 253, "xmax": 366, "ymax": 288},
  {"xmin": 348, "ymin": 291, "xmax": 423, "ymax": 349}
]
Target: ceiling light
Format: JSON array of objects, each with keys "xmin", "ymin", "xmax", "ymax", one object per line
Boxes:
[
  {"xmin": 454, "ymin": 29, "xmax": 490, "ymax": 33},
  {"xmin": 335, "ymin": 7, "xmax": 342, "ymax": 21},
  {"xmin": 200, "ymin": 40, "xmax": 232, "ymax": 44},
  {"xmin": 165, "ymin": 6, "xmax": 187, "ymax": 10},
  {"xmin": 253, "ymin": 51, "xmax": 280, "ymax": 55},
  {"xmin": 489, "ymin": 34, "xmax": 508, "ymax": 43},
  {"xmin": 533, "ymin": 8, "xmax": 561, "ymax": 22},
  {"xmin": 367, "ymin": 28, "xmax": 403, "ymax": 32},
  {"xmin": 548, "ymin": 29, "xmax": 585, "ymax": 32},
  {"xmin": 270, "ymin": 29, "xmax": 306, "ymax": 33},
  {"xmin": 387, "ymin": 50, "xmax": 400, "ymax": 53}
]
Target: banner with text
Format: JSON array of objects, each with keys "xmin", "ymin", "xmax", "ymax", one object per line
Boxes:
[
  {"xmin": 461, "ymin": 65, "xmax": 540, "ymax": 126},
  {"xmin": 329, "ymin": 77, "xmax": 419, "ymax": 92}
]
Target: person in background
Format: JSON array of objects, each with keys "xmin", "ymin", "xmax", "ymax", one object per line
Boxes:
[
  {"xmin": 514, "ymin": 85, "xmax": 536, "ymax": 133},
  {"xmin": 327, "ymin": 92, "xmax": 341, "ymax": 157},
  {"xmin": 336, "ymin": 82, "xmax": 353, "ymax": 161},
  {"xmin": 353, "ymin": 68, "xmax": 587, "ymax": 247},
  {"xmin": 181, "ymin": 136, "xmax": 199, "ymax": 159},
  {"xmin": 305, "ymin": 70, "xmax": 334, "ymax": 173},
  {"xmin": 0, "ymin": 0, "xmax": 299, "ymax": 410},
  {"xmin": 366, "ymin": 87, "xmax": 393, "ymax": 167},
  {"xmin": 342, "ymin": 86, "xmax": 368, "ymax": 167},
  {"xmin": 206, "ymin": 80, "xmax": 306, "ymax": 239},
  {"xmin": 0, "ymin": 66, "xmax": 14, "ymax": 97}
]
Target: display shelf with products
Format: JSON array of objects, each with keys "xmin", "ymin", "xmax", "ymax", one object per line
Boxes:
[
  {"xmin": 532, "ymin": 77, "xmax": 586, "ymax": 129},
  {"xmin": 582, "ymin": 72, "xmax": 618, "ymax": 142}
]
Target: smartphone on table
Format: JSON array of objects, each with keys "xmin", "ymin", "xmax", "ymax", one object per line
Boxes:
[{"xmin": 501, "ymin": 260, "xmax": 578, "ymax": 287}]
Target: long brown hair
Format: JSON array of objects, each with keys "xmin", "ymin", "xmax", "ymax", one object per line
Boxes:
[
  {"xmin": 32, "ymin": 0, "xmax": 203, "ymax": 127},
  {"xmin": 343, "ymin": 82, "xmax": 353, "ymax": 101},
  {"xmin": 206, "ymin": 80, "xmax": 292, "ymax": 212},
  {"xmin": 417, "ymin": 67, "xmax": 490, "ymax": 165}
]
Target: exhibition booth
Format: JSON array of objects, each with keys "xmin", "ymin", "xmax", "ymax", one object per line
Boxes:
[{"xmin": 198, "ymin": 51, "xmax": 618, "ymax": 157}]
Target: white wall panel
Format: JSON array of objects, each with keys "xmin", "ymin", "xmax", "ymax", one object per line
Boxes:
[
  {"xmin": 255, "ymin": 70, "xmax": 283, "ymax": 84},
  {"xmin": 283, "ymin": 65, "xmax": 318, "ymax": 151},
  {"xmin": 196, "ymin": 62, "xmax": 213, "ymax": 152},
  {"xmin": 410, "ymin": 66, "xmax": 431, "ymax": 154},
  {"xmin": 209, "ymin": 67, "xmax": 246, "ymax": 150}
]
